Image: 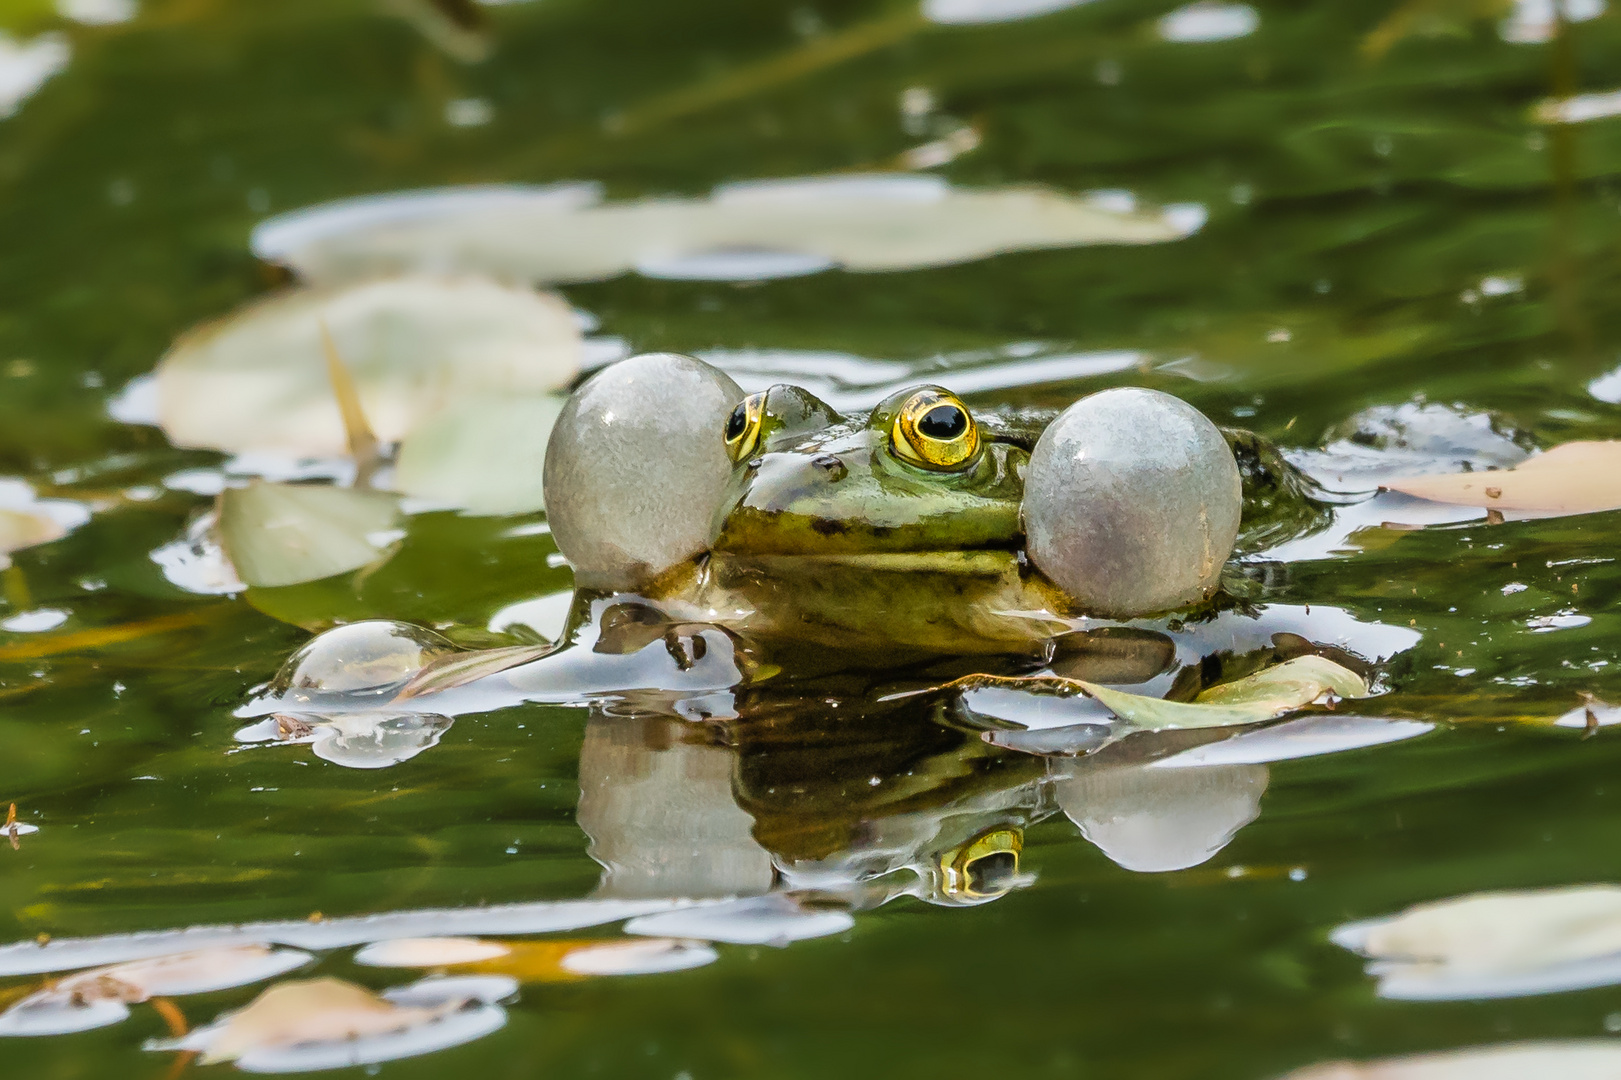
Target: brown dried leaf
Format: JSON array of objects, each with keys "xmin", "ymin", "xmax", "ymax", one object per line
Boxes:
[
  {"xmin": 1383, "ymin": 441, "xmax": 1621, "ymax": 517},
  {"xmin": 199, "ymin": 977, "xmax": 447, "ymax": 1065}
]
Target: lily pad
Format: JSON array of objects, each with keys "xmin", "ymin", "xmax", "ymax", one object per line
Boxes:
[
  {"xmin": 155, "ymin": 276, "xmax": 581, "ymax": 458},
  {"xmin": 216, "ymin": 481, "xmax": 401, "ymax": 589},
  {"xmin": 393, "ymin": 392, "xmax": 564, "ymax": 515},
  {"xmin": 1383, "ymin": 441, "xmax": 1621, "ymax": 517},
  {"xmin": 252, "ymin": 177, "xmax": 1201, "ymax": 287}
]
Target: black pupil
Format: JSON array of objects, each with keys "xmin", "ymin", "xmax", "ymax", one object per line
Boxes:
[
  {"xmin": 918, "ymin": 404, "xmax": 967, "ymax": 440},
  {"xmin": 725, "ymin": 404, "xmax": 748, "ymax": 441},
  {"xmin": 965, "ymin": 850, "xmax": 1017, "ymax": 893}
]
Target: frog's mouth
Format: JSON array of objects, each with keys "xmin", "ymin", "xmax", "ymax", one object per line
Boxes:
[{"xmin": 709, "ymin": 548, "xmax": 1023, "ymax": 578}]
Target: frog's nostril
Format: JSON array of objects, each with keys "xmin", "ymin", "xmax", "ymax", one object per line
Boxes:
[{"xmin": 812, "ymin": 454, "xmax": 846, "ymax": 480}]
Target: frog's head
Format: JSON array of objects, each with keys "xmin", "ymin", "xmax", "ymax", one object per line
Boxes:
[{"xmin": 708, "ymin": 383, "xmax": 1028, "ymax": 563}]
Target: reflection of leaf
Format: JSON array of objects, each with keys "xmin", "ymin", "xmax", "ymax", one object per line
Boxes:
[
  {"xmin": 394, "ymin": 644, "xmax": 555, "ymax": 700},
  {"xmin": 393, "ymin": 393, "xmax": 564, "ymax": 515},
  {"xmin": 1083, "ymin": 655, "xmax": 1369, "ymax": 730},
  {"xmin": 1384, "ymin": 441, "xmax": 1621, "ymax": 517},
  {"xmin": 1284, "ymin": 1041, "xmax": 1621, "ymax": 1078},
  {"xmin": 253, "ymin": 178, "xmax": 1200, "ymax": 288},
  {"xmin": 217, "ymin": 482, "xmax": 401, "ymax": 589},
  {"xmin": 1333, "ymin": 886, "xmax": 1621, "ymax": 1000},
  {"xmin": 156, "ymin": 276, "xmax": 581, "ymax": 457},
  {"xmin": 354, "ymin": 936, "xmax": 715, "ymax": 979}
]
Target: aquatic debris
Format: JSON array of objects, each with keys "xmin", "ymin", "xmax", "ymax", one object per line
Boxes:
[
  {"xmin": 154, "ymin": 276, "xmax": 581, "ymax": 458},
  {"xmin": 148, "ymin": 975, "xmax": 512, "ymax": 1069},
  {"xmin": 1082, "ymin": 655, "xmax": 1369, "ymax": 731},
  {"xmin": 1149, "ymin": 715, "xmax": 1432, "ymax": 768},
  {"xmin": 1156, "ymin": 2, "xmax": 1258, "ymax": 42},
  {"xmin": 1332, "ymin": 885, "xmax": 1621, "ymax": 999},
  {"xmin": 252, "ymin": 177, "xmax": 1203, "ymax": 288},
  {"xmin": 1281, "ymin": 1041, "xmax": 1621, "ymax": 1079},
  {"xmin": 0, "ymin": 32, "xmax": 68, "ymax": 119},
  {"xmin": 1384, "ymin": 441, "xmax": 1621, "ymax": 518},
  {"xmin": 353, "ymin": 936, "xmax": 716, "ymax": 978},
  {"xmin": 3, "ymin": 802, "xmax": 36, "ymax": 851},
  {"xmin": 216, "ymin": 481, "xmax": 401, "ymax": 589},
  {"xmin": 0, "ymin": 479, "xmax": 90, "ymax": 570},
  {"xmin": 1024, "ymin": 387, "xmax": 1241, "ymax": 617},
  {"xmin": 1555, "ymin": 694, "xmax": 1621, "ymax": 730},
  {"xmin": 1053, "ymin": 762, "xmax": 1267, "ymax": 873},
  {"xmin": 0, "ymin": 945, "xmax": 312, "ymax": 1037}
]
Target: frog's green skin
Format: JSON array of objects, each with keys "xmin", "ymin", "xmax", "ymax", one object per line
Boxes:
[{"xmin": 643, "ymin": 383, "xmax": 1321, "ymax": 657}]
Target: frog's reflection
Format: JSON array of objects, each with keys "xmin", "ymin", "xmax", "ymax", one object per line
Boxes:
[{"xmin": 576, "ymin": 691, "xmax": 1272, "ymax": 913}]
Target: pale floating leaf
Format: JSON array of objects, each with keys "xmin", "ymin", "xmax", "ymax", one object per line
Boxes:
[
  {"xmin": 1282, "ymin": 1041, "xmax": 1621, "ymax": 1079},
  {"xmin": 162, "ymin": 975, "xmax": 504, "ymax": 1067},
  {"xmin": 217, "ymin": 481, "xmax": 401, "ymax": 588},
  {"xmin": 1384, "ymin": 441, "xmax": 1621, "ymax": 517},
  {"xmin": 393, "ymin": 392, "xmax": 564, "ymax": 515},
  {"xmin": 1333, "ymin": 885, "xmax": 1621, "ymax": 1000},
  {"xmin": 0, "ymin": 479, "xmax": 90, "ymax": 567},
  {"xmin": 0, "ymin": 945, "xmax": 311, "ymax": 1038},
  {"xmin": 156, "ymin": 276, "xmax": 581, "ymax": 457},
  {"xmin": 353, "ymin": 938, "xmax": 512, "ymax": 968},
  {"xmin": 624, "ymin": 894, "xmax": 852, "ymax": 946},
  {"xmin": 252, "ymin": 177, "xmax": 1198, "ymax": 288},
  {"xmin": 1079, "ymin": 655, "xmax": 1369, "ymax": 731}
]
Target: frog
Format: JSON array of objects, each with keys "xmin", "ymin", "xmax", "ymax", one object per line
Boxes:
[{"xmin": 541, "ymin": 352, "xmax": 1327, "ymax": 663}]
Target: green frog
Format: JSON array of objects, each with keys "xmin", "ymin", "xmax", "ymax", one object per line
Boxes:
[{"xmin": 543, "ymin": 353, "xmax": 1325, "ymax": 660}]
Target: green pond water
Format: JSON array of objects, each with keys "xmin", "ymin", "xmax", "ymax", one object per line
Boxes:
[{"xmin": 7, "ymin": 0, "xmax": 1621, "ymax": 1076}]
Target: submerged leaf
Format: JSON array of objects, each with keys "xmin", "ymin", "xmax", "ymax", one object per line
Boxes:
[
  {"xmin": 1081, "ymin": 655, "xmax": 1369, "ymax": 730},
  {"xmin": 252, "ymin": 177, "xmax": 1201, "ymax": 288},
  {"xmin": 156, "ymin": 276, "xmax": 581, "ymax": 458},
  {"xmin": 1384, "ymin": 441, "xmax": 1621, "ymax": 517},
  {"xmin": 217, "ymin": 481, "xmax": 401, "ymax": 589}
]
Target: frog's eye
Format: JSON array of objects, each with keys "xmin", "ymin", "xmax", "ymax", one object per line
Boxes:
[
  {"xmin": 724, "ymin": 393, "xmax": 766, "ymax": 462},
  {"xmin": 891, "ymin": 390, "xmax": 980, "ymax": 470},
  {"xmin": 939, "ymin": 828, "xmax": 1023, "ymax": 902}
]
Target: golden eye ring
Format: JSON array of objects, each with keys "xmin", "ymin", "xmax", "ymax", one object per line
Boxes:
[
  {"xmin": 724, "ymin": 393, "xmax": 766, "ymax": 462},
  {"xmin": 940, "ymin": 828, "xmax": 1023, "ymax": 900},
  {"xmin": 891, "ymin": 390, "xmax": 980, "ymax": 470}
]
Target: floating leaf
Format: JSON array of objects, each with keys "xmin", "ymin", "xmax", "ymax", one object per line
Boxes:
[
  {"xmin": 1384, "ymin": 441, "xmax": 1621, "ymax": 517},
  {"xmin": 1149, "ymin": 715, "xmax": 1432, "ymax": 768},
  {"xmin": 216, "ymin": 481, "xmax": 401, "ymax": 588},
  {"xmin": 1082, "ymin": 655, "xmax": 1369, "ymax": 731},
  {"xmin": 1283, "ymin": 1042, "xmax": 1621, "ymax": 1079},
  {"xmin": 623, "ymin": 894, "xmax": 853, "ymax": 946},
  {"xmin": 1332, "ymin": 886, "xmax": 1621, "ymax": 999},
  {"xmin": 158, "ymin": 975, "xmax": 511, "ymax": 1068},
  {"xmin": 252, "ymin": 177, "xmax": 1202, "ymax": 288},
  {"xmin": 0, "ymin": 945, "xmax": 311, "ymax": 1037},
  {"xmin": 0, "ymin": 480, "xmax": 89, "ymax": 569},
  {"xmin": 393, "ymin": 392, "xmax": 564, "ymax": 515},
  {"xmin": 156, "ymin": 276, "xmax": 581, "ymax": 457}
]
